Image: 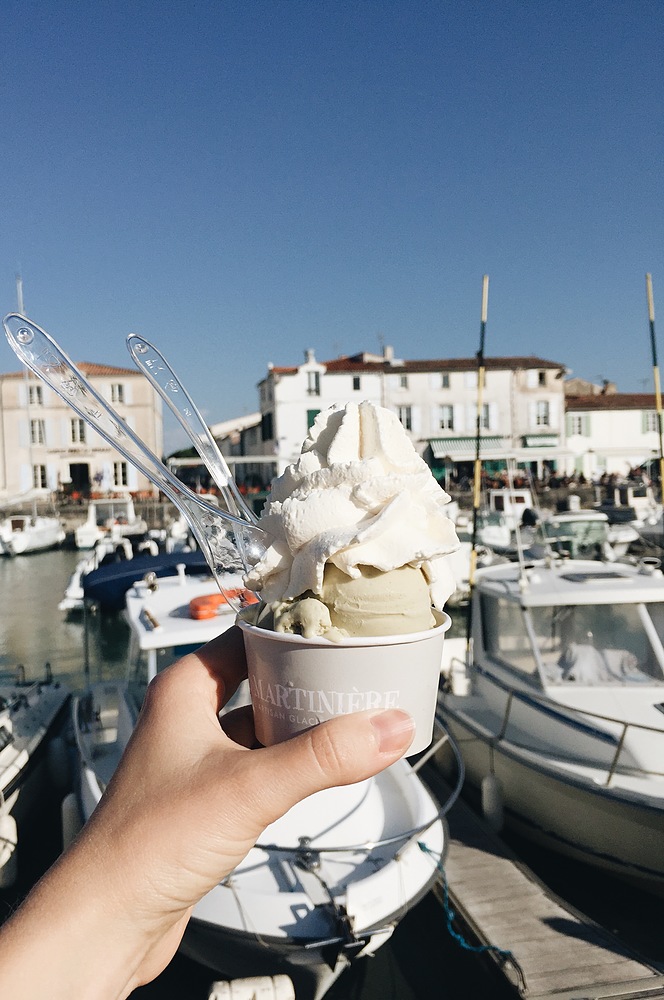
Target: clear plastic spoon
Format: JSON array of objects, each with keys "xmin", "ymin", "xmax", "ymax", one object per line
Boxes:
[
  {"xmin": 2, "ymin": 313, "xmax": 265, "ymax": 608},
  {"xmin": 125, "ymin": 333, "xmax": 258, "ymax": 526}
]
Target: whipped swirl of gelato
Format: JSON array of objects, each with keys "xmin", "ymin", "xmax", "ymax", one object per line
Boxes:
[{"xmin": 244, "ymin": 401, "xmax": 460, "ymax": 620}]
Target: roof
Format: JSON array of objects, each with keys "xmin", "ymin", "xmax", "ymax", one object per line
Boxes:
[
  {"xmin": 565, "ymin": 393, "xmax": 658, "ymax": 411},
  {"xmin": 2, "ymin": 361, "xmax": 141, "ymax": 379},
  {"xmin": 268, "ymin": 353, "xmax": 567, "ymax": 377}
]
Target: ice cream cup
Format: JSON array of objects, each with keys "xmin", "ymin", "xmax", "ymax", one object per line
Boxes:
[{"xmin": 237, "ymin": 609, "xmax": 451, "ymax": 756}]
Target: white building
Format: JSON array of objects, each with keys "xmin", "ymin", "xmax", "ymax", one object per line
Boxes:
[
  {"xmin": 246, "ymin": 347, "xmax": 569, "ymax": 480},
  {"xmin": 563, "ymin": 389, "xmax": 661, "ymax": 480},
  {"xmin": 0, "ymin": 363, "xmax": 163, "ymax": 501}
]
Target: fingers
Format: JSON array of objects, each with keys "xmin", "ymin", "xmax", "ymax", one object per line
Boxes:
[{"xmin": 235, "ymin": 709, "xmax": 415, "ymax": 830}]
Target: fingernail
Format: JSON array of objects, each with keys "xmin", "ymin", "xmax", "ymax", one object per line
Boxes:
[{"xmin": 370, "ymin": 709, "xmax": 415, "ymax": 754}]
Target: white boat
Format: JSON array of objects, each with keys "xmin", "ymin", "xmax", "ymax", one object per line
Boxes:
[
  {"xmin": 435, "ymin": 555, "xmax": 664, "ymax": 894},
  {"xmin": 0, "ymin": 513, "xmax": 65, "ymax": 556},
  {"xmin": 520, "ymin": 507, "xmax": 639, "ymax": 562},
  {"xmin": 486, "ymin": 486, "xmax": 534, "ymax": 533},
  {"xmin": 73, "ymin": 497, "xmax": 148, "ymax": 549},
  {"xmin": 68, "ymin": 566, "xmax": 448, "ymax": 999},
  {"xmin": 0, "ymin": 666, "xmax": 71, "ymax": 887},
  {"xmin": 58, "ymin": 535, "xmax": 160, "ymax": 613}
]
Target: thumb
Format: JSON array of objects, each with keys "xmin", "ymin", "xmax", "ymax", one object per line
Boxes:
[{"xmin": 241, "ymin": 708, "xmax": 415, "ymax": 828}]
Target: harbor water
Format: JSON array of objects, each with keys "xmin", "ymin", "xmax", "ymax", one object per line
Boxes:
[{"xmin": 0, "ymin": 549, "xmax": 662, "ymax": 998}]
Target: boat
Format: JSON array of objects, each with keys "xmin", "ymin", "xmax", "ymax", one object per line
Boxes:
[
  {"xmin": 0, "ymin": 665, "xmax": 71, "ymax": 887},
  {"xmin": 0, "ymin": 513, "xmax": 65, "ymax": 556},
  {"xmin": 73, "ymin": 497, "xmax": 148, "ymax": 549},
  {"xmin": 517, "ymin": 506, "xmax": 639, "ymax": 562},
  {"xmin": 67, "ymin": 566, "xmax": 449, "ymax": 999},
  {"xmin": 435, "ymin": 555, "xmax": 664, "ymax": 894}
]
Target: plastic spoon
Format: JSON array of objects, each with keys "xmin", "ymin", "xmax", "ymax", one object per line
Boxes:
[
  {"xmin": 2, "ymin": 313, "xmax": 265, "ymax": 608},
  {"xmin": 125, "ymin": 333, "xmax": 258, "ymax": 526}
]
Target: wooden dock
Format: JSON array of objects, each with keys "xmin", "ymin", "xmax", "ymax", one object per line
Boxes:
[{"xmin": 422, "ymin": 768, "xmax": 664, "ymax": 1000}]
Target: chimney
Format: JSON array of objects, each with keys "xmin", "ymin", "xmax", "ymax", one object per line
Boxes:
[
  {"xmin": 305, "ymin": 349, "xmax": 316, "ymax": 363},
  {"xmin": 383, "ymin": 345, "xmax": 394, "ymax": 363}
]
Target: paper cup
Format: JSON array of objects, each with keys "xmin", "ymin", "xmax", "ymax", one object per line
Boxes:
[{"xmin": 237, "ymin": 609, "xmax": 451, "ymax": 756}]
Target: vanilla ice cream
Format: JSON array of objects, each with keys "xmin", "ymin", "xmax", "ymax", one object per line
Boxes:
[{"xmin": 243, "ymin": 401, "xmax": 459, "ymax": 641}]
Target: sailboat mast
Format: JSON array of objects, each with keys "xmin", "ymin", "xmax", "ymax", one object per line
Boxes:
[
  {"xmin": 466, "ymin": 275, "xmax": 489, "ymax": 648},
  {"xmin": 646, "ymin": 274, "xmax": 664, "ymax": 504}
]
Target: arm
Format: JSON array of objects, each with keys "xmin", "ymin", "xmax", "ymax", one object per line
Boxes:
[{"xmin": 0, "ymin": 625, "xmax": 414, "ymax": 1000}]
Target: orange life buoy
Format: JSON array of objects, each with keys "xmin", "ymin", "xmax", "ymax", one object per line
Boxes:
[{"xmin": 189, "ymin": 590, "xmax": 259, "ymax": 619}]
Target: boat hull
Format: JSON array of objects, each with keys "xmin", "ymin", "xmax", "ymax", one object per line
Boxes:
[{"xmin": 435, "ymin": 707, "xmax": 664, "ymax": 894}]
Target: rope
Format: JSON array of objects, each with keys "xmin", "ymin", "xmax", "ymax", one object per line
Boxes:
[{"xmin": 418, "ymin": 841, "xmax": 528, "ymax": 994}]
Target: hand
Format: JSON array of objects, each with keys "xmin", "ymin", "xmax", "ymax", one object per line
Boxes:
[{"xmin": 0, "ymin": 625, "xmax": 415, "ymax": 1000}]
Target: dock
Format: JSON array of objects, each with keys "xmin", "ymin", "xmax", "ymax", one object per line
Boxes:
[{"xmin": 422, "ymin": 768, "xmax": 664, "ymax": 1000}]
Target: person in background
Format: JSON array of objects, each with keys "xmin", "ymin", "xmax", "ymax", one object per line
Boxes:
[{"xmin": 0, "ymin": 625, "xmax": 415, "ymax": 1000}]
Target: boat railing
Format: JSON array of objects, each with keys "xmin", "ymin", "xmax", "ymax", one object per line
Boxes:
[{"xmin": 468, "ymin": 672, "xmax": 664, "ymax": 786}]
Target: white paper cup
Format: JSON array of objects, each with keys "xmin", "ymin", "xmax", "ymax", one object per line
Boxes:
[{"xmin": 237, "ymin": 609, "xmax": 451, "ymax": 756}]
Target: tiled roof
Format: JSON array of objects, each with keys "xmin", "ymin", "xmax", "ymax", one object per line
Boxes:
[
  {"xmin": 2, "ymin": 361, "xmax": 141, "ymax": 379},
  {"xmin": 269, "ymin": 354, "xmax": 566, "ymax": 376},
  {"xmin": 565, "ymin": 393, "xmax": 657, "ymax": 411}
]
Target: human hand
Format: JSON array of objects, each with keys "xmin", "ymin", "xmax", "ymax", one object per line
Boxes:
[{"xmin": 0, "ymin": 625, "xmax": 415, "ymax": 1000}]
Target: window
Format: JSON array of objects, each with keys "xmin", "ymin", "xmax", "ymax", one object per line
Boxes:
[
  {"xmin": 71, "ymin": 418, "xmax": 86, "ymax": 443},
  {"xmin": 307, "ymin": 409, "xmax": 320, "ymax": 429},
  {"xmin": 399, "ymin": 375, "xmax": 409, "ymax": 389},
  {"xmin": 645, "ymin": 411, "xmax": 659, "ymax": 433},
  {"xmin": 113, "ymin": 462, "xmax": 128, "ymax": 487},
  {"xmin": 441, "ymin": 373, "xmax": 450, "ymax": 389},
  {"xmin": 481, "ymin": 403, "xmax": 491, "ymax": 430},
  {"xmin": 536, "ymin": 401, "xmax": 550, "ymax": 427},
  {"xmin": 352, "ymin": 376, "xmax": 361, "ymax": 391},
  {"xmin": 261, "ymin": 412, "xmax": 274, "ymax": 441},
  {"xmin": 538, "ymin": 371, "xmax": 547, "ymax": 386},
  {"xmin": 307, "ymin": 371, "xmax": 320, "ymax": 396},
  {"xmin": 440, "ymin": 405, "xmax": 454, "ymax": 430},
  {"xmin": 398, "ymin": 405, "xmax": 412, "ymax": 430},
  {"xmin": 32, "ymin": 464, "xmax": 47, "ymax": 489},
  {"xmin": 29, "ymin": 385, "xmax": 43, "ymax": 406},
  {"xmin": 30, "ymin": 419, "xmax": 45, "ymax": 445},
  {"xmin": 111, "ymin": 384, "xmax": 125, "ymax": 404},
  {"xmin": 569, "ymin": 414, "xmax": 585, "ymax": 436}
]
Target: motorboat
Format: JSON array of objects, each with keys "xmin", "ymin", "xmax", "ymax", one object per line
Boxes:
[
  {"xmin": 0, "ymin": 513, "xmax": 65, "ymax": 556},
  {"xmin": 435, "ymin": 555, "xmax": 664, "ymax": 894},
  {"xmin": 73, "ymin": 497, "xmax": 148, "ymax": 549},
  {"xmin": 518, "ymin": 507, "xmax": 639, "ymax": 562},
  {"xmin": 0, "ymin": 665, "xmax": 71, "ymax": 887},
  {"xmin": 67, "ymin": 567, "xmax": 449, "ymax": 999},
  {"xmin": 58, "ymin": 537, "xmax": 164, "ymax": 614}
]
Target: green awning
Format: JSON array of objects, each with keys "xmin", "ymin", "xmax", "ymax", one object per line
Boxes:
[{"xmin": 430, "ymin": 436, "xmax": 508, "ymax": 459}]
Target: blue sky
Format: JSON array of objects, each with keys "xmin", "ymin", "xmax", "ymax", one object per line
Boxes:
[{"xmin": 1, "ymin": 0, "xmax": 662, "ymax": 453}]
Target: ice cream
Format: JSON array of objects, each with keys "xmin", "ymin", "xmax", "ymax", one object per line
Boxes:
[{"xmin": 243, "ymin": 400, "xmax": 459, "ymax": 641}]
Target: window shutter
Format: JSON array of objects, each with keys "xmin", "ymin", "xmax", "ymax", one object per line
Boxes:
[
  {"xmin": 528, "ymin": 402, "xmax": 537, "ymax": 429},
  {"xmin": 488, "ymin": 402, "xmax": 498, "ymax": 431},
  {"xmin": 566, "ymin": 413, "xmax": 573, "ymax": 436},
  {"xmin": 411, "ymin": 406, "xmax": 421, "ymax": 434},
  {"xmin": 453, "ymin": 404, "xmax": 465, "ymax": 432},
  {"xmin": 583, "ymin": 414, "xmax": 590, "ymax": 436}
]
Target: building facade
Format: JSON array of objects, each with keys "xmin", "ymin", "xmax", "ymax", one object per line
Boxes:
[
  {"xmin": 245, "ymin": 347, "xmax": 569, "ymax": 481},
  {"xmin": 563, "ymin": 391, "xmax": 661, "ymax": 481},
  {"xmin": 0, "ymin": 363, "xmax": 163, "ymax": 501}
]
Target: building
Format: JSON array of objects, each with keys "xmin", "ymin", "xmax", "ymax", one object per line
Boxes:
[
  {"xmin": 244, "ymin": 347, "xmax": 569, "ymax": 481},
  {"xmin": 0, "ymin": 363, "xmax": 163, "ymax": 501},
  {"xmin": 563, "ymin": 390, "xmax": 661, "ymax": 481}
]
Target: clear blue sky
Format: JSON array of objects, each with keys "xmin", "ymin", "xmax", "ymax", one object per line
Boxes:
[{"xmin": 2, "ymin": 0, "xmax": 662, "ymax": 453}]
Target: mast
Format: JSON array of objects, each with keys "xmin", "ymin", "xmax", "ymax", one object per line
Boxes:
[
  {"xmin": 646, "ymin": 274, "xmax": 664, "ymax": 509},
  {"xmin": 466, "ymin": 275, "xmax": 489, "ymax": 648},
  {"xmin": 17, "ymin": 275, "xmax": 37, "ymax": 510}
]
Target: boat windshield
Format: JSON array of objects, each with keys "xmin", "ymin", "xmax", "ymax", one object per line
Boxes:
[
  {"xmin": 127, "ymin": 641, "xmax": 203, "ymax": 710},
  {"xmin": 529, "ymin": 602, "xmax": 664, "ymax": 685},
  {"xmin": 539, "ymin": 519, "xmax": 608, "ymax": 559}
]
